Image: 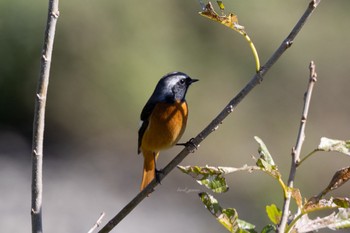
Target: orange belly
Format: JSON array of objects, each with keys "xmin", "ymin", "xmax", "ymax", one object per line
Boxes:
[{"xmin": 141, "ymin": 101, "xmax": 188, "ymax": 152}]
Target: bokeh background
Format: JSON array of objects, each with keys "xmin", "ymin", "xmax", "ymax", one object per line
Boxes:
[{"xmin": 1, "ymin": 0, "xmax": 349, "ymax": 232}]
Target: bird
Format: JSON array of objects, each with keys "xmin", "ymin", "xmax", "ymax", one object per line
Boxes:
[{"xmin": 138, "ymin": 71, "xmax": 198, "ymax": 191}]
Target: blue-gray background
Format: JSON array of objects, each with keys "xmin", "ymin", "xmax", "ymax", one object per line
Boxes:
[{"xmin": 1, "ymin": 0, "xmax": 349, "ymax": 232}]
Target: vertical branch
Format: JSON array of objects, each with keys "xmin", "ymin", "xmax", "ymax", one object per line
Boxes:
[
  {"xmin": 278, "ymin": 61, "xmax": 318, "ymax": 232},
  {"xmin": 31, "ymin": 1, "xmax": 59, "ymax": 233},
  {"xmin": 294, "ymin": 61, "xmax": 317, "ymax": 163}
]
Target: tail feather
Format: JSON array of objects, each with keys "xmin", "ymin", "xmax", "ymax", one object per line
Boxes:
[{"xmin": 140, "ymin": 151, "xmax": 158, "ymax": 191}]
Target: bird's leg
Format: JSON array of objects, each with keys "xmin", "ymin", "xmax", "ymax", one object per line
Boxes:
[
  {"xmin": 155, "ymin": 168, "xmax": 164, "ymax": 184},
  {"xmin": 154, "ymin": 153, "xmax": 163, "ymax": 184}
]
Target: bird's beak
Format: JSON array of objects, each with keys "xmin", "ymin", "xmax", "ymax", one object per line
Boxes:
[{"xmin": 190, "ymin": 78, "xmax": 199, "ymax": 84}]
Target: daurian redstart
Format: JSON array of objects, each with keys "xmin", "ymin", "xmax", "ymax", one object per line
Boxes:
[{"xmin": 138, "ymin": 72, "xmax": 198, "ymax": 190}]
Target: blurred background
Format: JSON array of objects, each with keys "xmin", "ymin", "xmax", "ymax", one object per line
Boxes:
[{"xmin": 1, "ymin": 0, "xmax": 349, "ymax": 232}]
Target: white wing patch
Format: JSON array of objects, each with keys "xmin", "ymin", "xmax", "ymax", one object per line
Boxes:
[
  {"xmin": 139, "ymin": 119, "xmax": 151, "ymax": 130},
  {"xmin": 165, "ymin": 75, "xmax": 182, "ymax": 90}
]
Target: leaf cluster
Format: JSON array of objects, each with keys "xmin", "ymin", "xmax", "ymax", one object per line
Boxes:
[{"xmin": 179, "ymin": 136, "xmax": 350, "ymax": 232}]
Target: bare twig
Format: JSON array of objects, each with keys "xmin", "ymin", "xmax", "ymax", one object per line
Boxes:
[
  {"xmin": 31, "ymin": 1, "xmax": 59, "ymax": 233},
  {"xmin": 87, "ymin": 212, "xmax": 106, "ymax": 233},
  {"xmin": 277, "ymin": 61, "xmax": 318, "ymax": 232},
  {"xmin": 98, "ymin": 1, "xmax": 322, "ymax": 232}
]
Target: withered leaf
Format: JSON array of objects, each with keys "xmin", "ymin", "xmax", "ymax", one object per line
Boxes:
[{"xmin": 317, "ymin": 166, "xmax": 350, "ymax": 198}]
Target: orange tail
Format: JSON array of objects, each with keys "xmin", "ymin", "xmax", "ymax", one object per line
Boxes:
[{"xmin": 140, "ymin": 151, "xmax": 158, "ymax": 191}]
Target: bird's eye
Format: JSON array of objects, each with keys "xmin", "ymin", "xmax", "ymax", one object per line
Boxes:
[{"xmin": 179, "ymin": 78, "xmax": 186, "ymax": 85}]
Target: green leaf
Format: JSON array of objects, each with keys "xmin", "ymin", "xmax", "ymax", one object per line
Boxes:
[
  {"xmin": 237, "ymin": 219, "xmax": 257, "ymax": 233},
  {"xmin": 256, "ymin": 158, "xmax": 272, "ymax": 171},
  {"xmin": 333, "ymin": 198, "xmax": 350, "ymax": 208},
  {"xmin": 317, "ymin": 137, "xmax": 350, "ymax": 156},
  {"xmin": 255, "ymin": 158, "xmax": 280, "ymax": 179},
  {"xmin": 199, "ymin": 192, "xmax": 237, "ymax": 231},
  {"xmin": 261, "ymin": 224, "xmax": 276, "ymax": 233},
  {"xmin": 253, "ymin": 137, "xmax": 288, "ymax": 196},
  {"xmin": 254, "ymin": 136, "xmax": 275, "ymax": 166},
  {"xmin": 178, "ymin": 165, "xmax": 229, "ymax": 193},
  {"xmin": 266, "ymin": 204, "xmax": 281, "ymax": 225},
  {"xmin": 198, "ymin": 192, "xmax": 257, "ymax": 233},
  {"xmin": 217, "ymin": 1, "xmax": 225, "ymax": 11},
  {"xmin": 254, "ymin": 137, "xmax": 283, "ymax": 187}
]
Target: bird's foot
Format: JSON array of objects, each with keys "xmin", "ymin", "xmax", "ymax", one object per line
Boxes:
[
  {"xmin": 155, "ymin": 168, "xmax": 164, "ymax": 184},
  {"xmin": 176, "ymin": 138, "xmax": 198, "ymax": 152}
]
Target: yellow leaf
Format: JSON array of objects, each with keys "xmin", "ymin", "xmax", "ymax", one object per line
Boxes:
[{"xmin": 199, "ymin": 2, "xmax": 244, "ymax": 32}]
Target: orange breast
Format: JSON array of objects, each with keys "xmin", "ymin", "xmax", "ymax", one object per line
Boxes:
[{"xmin": 141, "ymin": 101, "xmax": 188, "ymax": 152}]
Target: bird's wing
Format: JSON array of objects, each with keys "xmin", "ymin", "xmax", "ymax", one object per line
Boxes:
[{"xmin": 138, "ymin": 100, "xmax": 156, "ymax": 154}]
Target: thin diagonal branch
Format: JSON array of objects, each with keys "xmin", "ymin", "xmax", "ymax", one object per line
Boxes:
[
  {"xmin": 277, "ymin": 61, "xmax": 318, "ymax": 233},
  {"xmin": 31, "ymin": 1, "xmax": 59, "ymax": 233},
  {"xmin": 98, "ymin": 1, "xmax": 322, "ymax": 232}
]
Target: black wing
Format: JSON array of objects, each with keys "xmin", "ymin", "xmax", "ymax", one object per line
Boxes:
[{"xmin": 138, "ymin": 100, "xmax": 156, "ymax": 154}]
